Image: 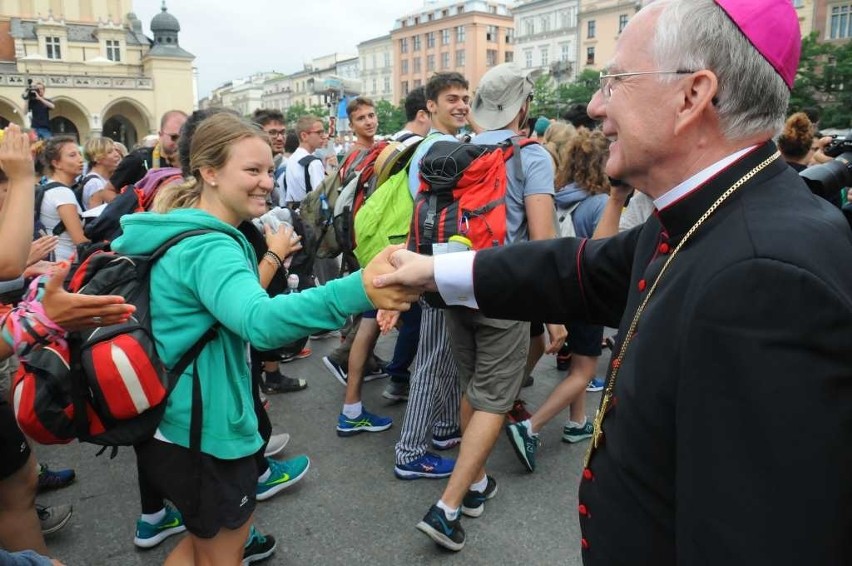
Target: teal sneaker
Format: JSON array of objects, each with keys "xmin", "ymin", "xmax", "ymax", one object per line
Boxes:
[
  {"xmin": 336, "ymin": 409, "xmax": 393, "ymax": 437},
  {"xmin": 243, "ymin": 525, "xmax": 277, "ymax": 564},
  {"xmin": 562, "ymin": 420, "xmax": 594, "ymax": 443},
  {"xmin": 133, "ymin": 506, "xmax": 186, "ymax": 549},
  {"xmin": 256, "ymin": 455, "xmax": 310, "ymax": 501},
  {"xmin": 505, "ymin": 421, "xmax": 540, "ymax": 472}
]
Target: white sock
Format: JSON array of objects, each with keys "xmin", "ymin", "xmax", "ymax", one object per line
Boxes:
[
  {"xmin": 258, "ymin": 468, "xmax": 271, "ymax": 483},
  {"xmin": 342, "ymin": 402, "xmax": 362, "ymax": 419},
  {"xmin": 140, "ymin": 508, "xmax": 166, "ymax": 524},
  {"xmin": 470, "ymin": 474, "xmax": 488, "ymax": 493},
  {"xmin": 437, "ymin": 499, "xmax": 459, "ymax": 520},
  {"xmin": 522, "ymin": 418, "xmax": 538, "ymax": 436},
  {"xmin": 568, "ymin": 417, "xmax": 587, "ymax": 429}
]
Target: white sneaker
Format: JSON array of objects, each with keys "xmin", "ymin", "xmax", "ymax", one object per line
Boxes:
[{"xmin": 264, "ymin": 433, "xmax": 290, "ymax": 458}]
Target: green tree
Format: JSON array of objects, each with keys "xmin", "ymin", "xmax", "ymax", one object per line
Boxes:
[
  {"xmin": 557, "ymin": 69, "xmax": 600, "ymax": 109},
  {"xmin": 789, "ymin": 33, "xmax": 852, "ymax": 129},
  {"xmin": 530, "ymin": 75, "xmax": 558, "ymax": 118},
  {"xmin": 530, "ymin": 70, "xmax": 600, "ymax": 120},
  {"xmin": 375, "ymin": 99, "xmax": 406, "ymax": 136}
]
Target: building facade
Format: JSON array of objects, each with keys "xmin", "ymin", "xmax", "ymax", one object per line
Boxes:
[
  {"xmin": 513, "ymin": 0, "xmax": 579, "ymax": 84},
  {"xmin": 358, "ymin": 34, "xmax": 395, "ymax": 103},
  {"xmin": 391, "ymin": 0, "xmax": 515, "ymax": 97},
  {"xmin": 0, "ymin": 0, "xmax": 195, "ymax": 146},
  {"xmin": 261, "ymin": 74, "xmax": 292, "ymax": 113},
  {"xmin": 813, "ymin": 0, "xmax": 852, "ymax": 42},
  {"xmin": 577, "ymin": 0, "xmax": 639, "ymax": 72}
]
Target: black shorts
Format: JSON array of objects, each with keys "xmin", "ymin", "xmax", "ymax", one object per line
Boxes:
[
  {"xmin": 529, "ymin": 321, "xmax": 545, "ymax": 338},
  {"xmin": 136, "ymin": 438, "xmax": 257, "ymax": 538},
  {"xmin": 0, "ymin": 397, "xmax": 31, "ymax": 480},
  {"xmin": 565, "ymin": 321, "xmax": 604, "ymax": 357}
]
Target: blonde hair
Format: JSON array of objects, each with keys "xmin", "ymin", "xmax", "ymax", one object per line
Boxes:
[
  {"xmin": 83, "ymin": 137, "xmax": 115, "ymax": 168},
  {"xmin": 153, "ymin": 113, "xmax": 267, "ymax": 213},
  {"xmin": 542, "ymin": 121, "xmax": 577, "ymax": 189}
]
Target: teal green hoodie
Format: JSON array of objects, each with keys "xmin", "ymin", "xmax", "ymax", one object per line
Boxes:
[{"xmin": 112, "ymin": 209, "xmax": 373, "ymax": 459}]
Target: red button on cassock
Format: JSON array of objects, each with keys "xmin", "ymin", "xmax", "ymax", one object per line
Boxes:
[
  {"xmin": 583, "ymin": 468, "xmax": 594, "ymax": 481},
  {"xmin": 578, "ymin": 504, "xmax": 588, "ymax": 516},
  {"xmin": 581, "ymin": 538, "xmax": 590, "ymax": 550},
  {"xmin": 658, "ymin": 243, "xmax": 670, "ymax": 254},
  {"xmin": 637, "ymin": 279, "xmax": 647, "ymax": 292}
]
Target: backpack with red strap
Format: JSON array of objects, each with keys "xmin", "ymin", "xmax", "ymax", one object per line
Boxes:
[{"xmin": 409, "ymin": 137, "xmax": 537, "ymax": 255}]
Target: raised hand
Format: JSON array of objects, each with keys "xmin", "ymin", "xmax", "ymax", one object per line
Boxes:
[
  {"xmin": 0, "ymin": 124, "xmax": 35, "ymax": 181},
  {"xmin": 41, "ymin": 261, "xmax": 135, "ymax": 331},
  {"xmin": 263, "ymin": 222, "xmax": 302, "ymax": 260},
  {"xmin": 362, "ymin": 245, "xmax": 421, "ymax": 311}
]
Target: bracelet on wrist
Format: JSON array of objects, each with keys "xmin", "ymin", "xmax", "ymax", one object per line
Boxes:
[{"xmin": 263, "ymin": 251, "xmax": 282, "ymax": 269}]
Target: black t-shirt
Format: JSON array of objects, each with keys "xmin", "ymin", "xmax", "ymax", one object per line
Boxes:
[
  {"xmin": 28, "ymin": 98, "xmax": 51, "ymax": 129},
  {"xmin": 109, "ymin": 147, "xmax": 155, "ymax": 190}
]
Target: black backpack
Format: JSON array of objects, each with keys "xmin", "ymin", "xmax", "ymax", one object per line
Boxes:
[
  {"xmin": 12, "ymin": 230, "xmax": 225, "ymax": 452},
  {"xmin": 33, "ymin": 181, "xmax": 68, "ymax": 239}
]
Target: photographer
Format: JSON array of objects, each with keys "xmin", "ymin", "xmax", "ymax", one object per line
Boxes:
[{"xmin": 21, "ymin": 82, "xmax": 54, "ymax": 141}]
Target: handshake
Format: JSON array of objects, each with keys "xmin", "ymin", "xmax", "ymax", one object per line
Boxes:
[{"xmin": 360, "ymin": 246, "xmax": 442, "ymax": 312}]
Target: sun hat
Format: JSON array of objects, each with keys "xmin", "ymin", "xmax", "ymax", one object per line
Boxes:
[{"xmin": 471, "ymin": 64, "xmax": 540, "ymax": 131}]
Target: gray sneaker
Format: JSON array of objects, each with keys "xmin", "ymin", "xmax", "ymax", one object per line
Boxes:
[
  {"xmin": 382, "ymin": 382, "xmax": 409, "ymax": 402},
  {"xmin": 505, "ymin": 421, "xmax": 540, "ymax": 472},
  {"xmin": 37, "ymin": 503, "xmax": 73, "ymax": 535},
  {"xmin": 263, "ymin": 433, "xmax": 290, "ymax": 458}
]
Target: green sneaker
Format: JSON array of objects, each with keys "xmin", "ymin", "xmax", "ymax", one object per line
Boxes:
[
  {"xmin": 505, "ymin": 421, "xmax": 540, "ymax": 472},
  {"xmin": 562, "ymin": 420, "xmax": 594, "ymax": 443},
  {"xmin": 256, "ymin": 455, "xmax": 310, "ymax": 501},
  {"xmin": 133, "ymin": 506, "xmax": 186, "ymax": 549}
]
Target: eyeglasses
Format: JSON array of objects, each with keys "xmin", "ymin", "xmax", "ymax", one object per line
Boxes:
[
  {"xmin": 162, "ymin": 132, "xmax": 180, "ymax": 142},
  {"xmin": 598, "ymin": 70, "xmax": 695, "ymax": 101},
  {"xmin": 307, "ymin": 130, "xmax": 325, "ymax": 136},
  {"xmin": 266, "ymin": 129, "xmax": 286, "ymax": 138}
]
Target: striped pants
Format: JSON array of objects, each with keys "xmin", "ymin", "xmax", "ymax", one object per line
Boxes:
[{"xmin": 394, "ymin": 303, "xmax": 461, "ymax": 465}]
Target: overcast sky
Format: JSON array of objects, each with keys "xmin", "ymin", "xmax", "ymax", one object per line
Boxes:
[{"xmin": 132, "ymin": 0, "xmax": 435, "ymax": 98}]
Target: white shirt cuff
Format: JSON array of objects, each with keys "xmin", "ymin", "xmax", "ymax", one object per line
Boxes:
[{"xmin": 434, "ymin": 251, "xmax": 478, "ymax": 309}]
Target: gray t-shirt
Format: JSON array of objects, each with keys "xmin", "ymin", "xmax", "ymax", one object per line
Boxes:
[{"xmin": 472, "ymin": 130, "xmax": 555, "ymax": 244}]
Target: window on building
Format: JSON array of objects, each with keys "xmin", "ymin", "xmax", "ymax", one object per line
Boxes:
[
  {"xmin": 400, "ymin": 38, "xmax": 408, "ymax": 53},
  {"xmin": 414, "ymin": 79, "xmax": 422, "ymax": 88},
  {"xmin": 561, "ymin": 42, "xmax": 572, "ymax": 61},
  {"xmin": 456, "ymin": 49, "xmax": 466, "ymax": 67},
  {"xmin": 586, "ymin": 46, "xmax": 595, "ymax": 65},
  {"xmin": 542, "ymin": 16, "xmax": 551, "ymax": 33},
  {"xmin": 486, "ymin": 49, "xmax": 498, "ymax": 67},
  {"xmin": 831, "ymin": 5, "xmax": 852, "ymax": 39},
  {"xmin": 456, "ymin": 25, "xmax": 466, "ymax": 42},
  {"xmin": 384, "ymin": 52, "xmax": 390, "ymax": 68},
  {"xmin": 413, "ymin": 35, "xmax": 422, "ymax": 50},
  {"xmin": 458, "ymin": 5, "xmax": 464, "ymax": 13},
  {"xmin": 427, "ymin": 54, "xmax": 435, "ymax": 71},
  {"xmin": 525, "ymin": 18, "xmax": 535, "ymax": 36},
  {"xmin": 525, "ymin": 49, "xmax": 533, "ymax": 69},
  {"xmin": 487, "ymin": 25, "xmax": 498, "ymax": 41},
  {"xmin": 106, "ymin": 39, "xmax": 121, "ymax": 62},
  {"xmin": 506, "ymin": 28, "xmax": 513, "ymax": 43},
  {"xmin": 505, "ymin": 51, "xmax": 514, "ymax": 63},
  {"xmin": 45, "ymin": 36, "xmax": 61, "ymax": 59},
  {"xmin": 540, "ymin": 46, "xmax": 549, "ymax": 67},
  {"xmin": 427, "ymin": 31, "xmax": 435, "ymax": 48},
  {"xmin": 371, "ymin": 54, "xmax": 377, "ymax": 69},
  {"xmin": 402, "ymin": 80, "xmax": 409, "ymax": 95},
  {"xmin": 372, "ymin": 78, "xmax": 377, "ymax": 93},
  {"xmin": 442, "ymin": 29, "xmax": 451, "ymax": 45},
  {"xmin": 588, "ymin": 20, "xmax": 596, "ymax": 38},
  {"xmin": 384, "ymin": 76, "xmax": 390, "ymax": 92},
  {"xmin": 793, "ymin": 0, "xmax": 804, "ymax": 6},
  {"xmin": 618, "ymin": 14, "xmax": 629, "ymax": 33},
  {"xmin": 402, "ymin": 59, "xmax": 409, "ymax": 74},
  {"xmin": 442, "ymin": 51, "xmax": 450, "ymax": 69},
  {"xmin": 414, "ymin": 57, "xmax": 421, "ymax": 73}
]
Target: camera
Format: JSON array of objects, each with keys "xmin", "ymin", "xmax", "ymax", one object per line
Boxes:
[
  {"xmin": 799, "ymin": 137, "xmax": 852, "ymax": 210},
  {"xmin": 24, "ymin": 79, "xmax": 38, "ymax": 101}
]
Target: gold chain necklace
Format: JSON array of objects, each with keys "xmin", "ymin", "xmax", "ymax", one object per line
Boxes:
[{"xmin": 584, "ymin": 151, "xmax": 781, "ymax": 467}]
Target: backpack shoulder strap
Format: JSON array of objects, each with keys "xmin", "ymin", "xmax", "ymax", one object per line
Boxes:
[{"xmin": 298, "ymin": 154, "xmax": 321, "ymax": 192}]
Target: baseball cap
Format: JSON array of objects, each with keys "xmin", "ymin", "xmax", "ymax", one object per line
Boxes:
[
  {"xmin": 471, "ymin": 64, "xmax": 540, "ymax": 131},
  {"xmin": 714, "ymin": 0, "xmax": 801, "ymax": 89}
]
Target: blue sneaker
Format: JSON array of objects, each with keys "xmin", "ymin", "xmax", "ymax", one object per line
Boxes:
[
  {"xmin": 394, "ymin": 452, "xmax": 455, "ymax": 480},
  {"xmin": 256, "ymin": 455, "xmax": 310, "ymax": 501},
  {"xmin": 134, "ymin": 506, "xmax": 186, "ymax": 549},
  {"xmin": 416, "ymin": 504, "xmax": 465, "ymax": 551},
  {"xmin": 336, "ymin": 409, "xmax": 393, "ymax": 437},
  {"xmin": 586, "ymin": 377, "xmax": 605, "ymax": 392},
  {"xmin": 37, "ymin": 463, "xmax": 75, "ymax": 492},
  {"xmin": 431, "ymin": 429, "xmax": 462, "ymax": 450}
]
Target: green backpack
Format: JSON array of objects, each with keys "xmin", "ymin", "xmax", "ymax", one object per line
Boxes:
[{"xmin": 353, "ymin": 151, "xmax": 418, "ymax": 266}]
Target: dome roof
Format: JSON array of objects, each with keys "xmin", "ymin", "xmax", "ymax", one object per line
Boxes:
[{"xmin": 151, "ymin": 4, "xmax": 180, "ymax": 33}]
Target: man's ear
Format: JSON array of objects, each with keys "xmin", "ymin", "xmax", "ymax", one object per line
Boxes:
[
  {"xmin": 674, "ymin": 70, "xmax": 718, "ymax": 135},
  {"xmin": 426, "ymin": 99, "xmax": 438, "ymax": 116}
]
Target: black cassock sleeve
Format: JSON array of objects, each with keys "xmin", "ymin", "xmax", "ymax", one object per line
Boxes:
[{"xmin": 471, "ymin": 227, "xmax": 641, "ymax": 328}]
